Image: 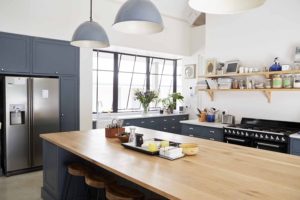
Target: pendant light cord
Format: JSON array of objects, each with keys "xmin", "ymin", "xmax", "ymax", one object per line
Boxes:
[{"xmin": 90, "ymin": 0, "xmax": 93, "ymax": 22}]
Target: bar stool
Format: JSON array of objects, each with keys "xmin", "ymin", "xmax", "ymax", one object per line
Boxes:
[
  {"xmin": 85, "ymin": 171, "xmax": 115, "ymax": 200},
  {"xmin": 106, "ymin": 183, "xmax": 144, "ymax": 200},
  {"xmin": 63, "ymin": 163, "xmax": 88, "ymax": 200}
]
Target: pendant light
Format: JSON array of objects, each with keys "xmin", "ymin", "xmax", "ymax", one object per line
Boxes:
[
  {"xmin": 71, "ymin": 0, "xmax": 109, "ymax": 48},
  {"xmin": 113, "ymin": 0, "xmax": 164, "ymax": 35},
  {"xmin": 188, "ymin": 0, "xmax": 266, "ymax": 15}
]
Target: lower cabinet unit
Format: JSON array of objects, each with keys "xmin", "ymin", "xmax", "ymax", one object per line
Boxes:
[
  {"xmin": 290, "ymin": 137, "xmax": 300, "ymax": 156},
  {"xmin": 123, "ymin": 114, "xmax": 189, "ymax": 134},
  {"xmin": 181, "ymin": 124, "xmax": 223, "ymax": 142}
]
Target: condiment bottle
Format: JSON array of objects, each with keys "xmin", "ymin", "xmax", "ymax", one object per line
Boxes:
[{"xmin": 129, "ymin": 127, "xmax": 136, "ymax": 143}]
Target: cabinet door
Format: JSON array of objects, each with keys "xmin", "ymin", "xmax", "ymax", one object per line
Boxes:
[
  {"xmin": 33, "ymin": 38, "xmax": 79, "ymax": 76},
  {"xmin": 290, "ymin": 138, "xmax": 300, "ymax": 156},
  {"xmin": 60, "ymin": 77, "xmax": 79, "ymax": 131},
  {"xmin": 0, "ymin": 32, "xmax": 31, "ymax": 73}
]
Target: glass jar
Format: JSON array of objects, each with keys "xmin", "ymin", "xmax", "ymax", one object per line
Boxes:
[
  {"xmin": 283, "ymin": 75, "xmax": 292, "ymax": 88},
  {"xmin": 265, "ymin": 79, "xmax": 272, "ymax": 89},
  {"xmin": 232, "ymin": 79, "xmax": 239, "ymax": 89},
  {"xmin": 272, "ymin": 75, "xmax": 282, "ymax": 88},
  {"xmin": 239, "ymin": 80, "xmax": 245, "ymax": 89}
]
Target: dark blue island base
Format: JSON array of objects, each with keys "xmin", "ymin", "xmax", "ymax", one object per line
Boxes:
[{"xmin": 42, "ymin": 140, "xmax": 167, "ymax": 200}]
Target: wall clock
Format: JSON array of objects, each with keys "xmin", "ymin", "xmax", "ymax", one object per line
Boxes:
[{"xmin": 184, "ymin": 64, "xmax": 196, "ymax": 79}]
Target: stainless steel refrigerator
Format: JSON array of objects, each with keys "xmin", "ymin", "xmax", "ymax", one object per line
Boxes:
[{"xmin": 3, "ymin": 76, "xmax": 59, "ymax": 175}]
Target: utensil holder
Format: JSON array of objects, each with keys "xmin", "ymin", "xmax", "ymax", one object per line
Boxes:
[{"xmin": 105, "ymin": 127, "xmax": 125, "ymax": 138}]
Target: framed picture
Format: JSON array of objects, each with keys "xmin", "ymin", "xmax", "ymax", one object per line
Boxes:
[
  {"xmin": 205, "ymin": 59, "xmax": 217, "ymax": 75},
  {"xmin": 184, "ymin": 64, "xmax": 196, "ymax": 79},
  {"xmin": 224, "ymin": 60, "xmax": 240, "ymax": 74}
]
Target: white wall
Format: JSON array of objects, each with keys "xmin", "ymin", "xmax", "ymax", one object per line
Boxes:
[
  {"xmin": 0, "ymin": 0, "xmax": 192, "ymax": 130},
  {"xmin": 188, "ymin": 0, "xmax": 300, "ymax": 122},
  {"xmin": 182, "ymin": 26, "xmax": 205, "ymax": 119}
]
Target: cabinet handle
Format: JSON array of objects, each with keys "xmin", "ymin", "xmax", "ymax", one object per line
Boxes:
[
  {"xmin": 209, "ymin": 138, "xmax": 215, "ymax": 141},
  {"xmin": 189, "ymin": 134, "xmax": 194, "ymax": 137},
  {"xmin": 164, "ymin": 119, "xmax": 167, "ymax": 122},
  {"xmin": 172, "ymin": 118, "xmax": 175, "ymax": 121},
  {"xmin": 163, "ymin": 128, "xmax": 167, "ymax": 130},
  {"xmin": 141, "ymin": 121, "xmax": 145, "ymax": 124},
  {"xmin": 150, "ymin": 120, "xmax": 155, "ymax": 123},
  {"xmin": 209, "ymin": 131, "xmax": 215, "ymax": 134},
  {"xmin": 55, "ymin": 71, "xmax": 59, "ymax": 74},
  {"xmin": 1, "ymin": 68, "xmax": 4, "ymax": 71},
  {"xmin": 61, "ymin": 113, "xmax": 64, "ymax": 117},
  {"xmin": 189, "ymin": 127, "xmax": 194, "ymax": 130},
  {"xmin": 125, "ymin": 123, "xmax": 130, "ymax": 125},
  {"xmin": 171, "ymin": 126, "xmax": 175, "ymax": 129}
]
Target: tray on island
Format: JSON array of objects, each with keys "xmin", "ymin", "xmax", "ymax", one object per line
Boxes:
[{"xmin": 121, "ymin": 138, "xmax": 181, "ymax": 156}]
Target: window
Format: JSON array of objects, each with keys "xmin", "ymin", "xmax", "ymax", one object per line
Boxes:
[{"xmin": 93, "ymin": 50, "xmax": 180, "ymax": 113}]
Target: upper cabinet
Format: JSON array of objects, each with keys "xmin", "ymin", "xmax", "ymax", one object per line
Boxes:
[
  {"xmin": 33, "ymin": 38, "xmax": 79, "ymax": 76},
  {"xmin": 0, "ymin": 32, "xmax": 31, "ymax": 73}
]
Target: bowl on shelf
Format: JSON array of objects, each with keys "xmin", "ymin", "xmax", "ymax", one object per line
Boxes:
[{"xmin": 179, "ymin": 143, "xmax": 199, "ymax": 156}]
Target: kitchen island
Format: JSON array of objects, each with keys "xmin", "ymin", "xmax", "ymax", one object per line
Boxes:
[{"xmin": 41, "ymin": 127, "xmax": 300, "ymax": 200}]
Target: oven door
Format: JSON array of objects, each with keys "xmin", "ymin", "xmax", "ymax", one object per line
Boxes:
[
  {"xmin": 254, "ymin": 141, "xmax": 287, "ymax": 153},
  {"xmin": 224, "ymin": 136, "xmax": 252, "ymax": 147}
]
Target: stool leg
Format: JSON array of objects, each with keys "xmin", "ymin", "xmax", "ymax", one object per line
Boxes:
[
  {"xmin": 96, "ymin": 189, "xmax": 100, "ymax": 200},
  {"xmin": 63, "ymin": 174, "xmax": 72, "ymax": 200}
]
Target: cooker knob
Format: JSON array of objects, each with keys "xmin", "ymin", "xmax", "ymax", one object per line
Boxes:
[
  {"xmin": 241, "ymin": 132, "xmax": 244, "ymax": 136},
  {"xmin": 281, "ymin": 137, "xmax": 285, "ymax": 142},
  {"xmin": 245, "ymin": 132, "xmax": 249, "ymax": 137},
  {"xmin": 270, "ymin": 136, "xmax": 274, "ymax": 140},
  {"xmin": 276, "ymin": 136, "xmax": 280, "ymax": 141},
  {"xmin": 224, "ymin": 129, "xmax": 227, "ymax": 133},
  {"xmin": 260, "ymin": 134, "xmax": 264, "ymax": 138},
  {"xmin": 228, "ymin": 130, "xmax": 231, "ymax": 133},
  {"xmin": 233, "ymin": 130, "xmax": 236, "ymax": 134},
  {"xmin": 236, "ymin": 131, "xmax": 240, "ymax": 135},
  {"xmin": 265, "ymin": 135, "xmax": 269, "ymax": 139},
  {"xmin": 255, "ymin": 134, "xmax": 259, "ymax": 138}
]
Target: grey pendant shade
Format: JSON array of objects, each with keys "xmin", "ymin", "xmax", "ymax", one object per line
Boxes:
[
  {"xmin": 71, "ymin": 0, "xmax": 110, "ymax": 48},
  {"xmin": 113, "ymin": 0, "xmax": 164, "ymax": 34}
]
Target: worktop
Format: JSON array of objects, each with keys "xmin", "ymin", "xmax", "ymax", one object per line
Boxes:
[
  {"xmin": 180, "ymin": 119, "xmax": 229, "ymax": 128},
  {"xmin": 41, "ymin": 127, "xmax": 300, "ymax": 200}
]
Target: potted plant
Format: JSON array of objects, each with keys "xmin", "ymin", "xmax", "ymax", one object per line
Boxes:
[
  {"xmin": 134, "ymin": 89, "xmax": 159, "ymax": 113},
  {"xmin": 162, "ymin": 92, "xmax": 184, "ymax": 114}
]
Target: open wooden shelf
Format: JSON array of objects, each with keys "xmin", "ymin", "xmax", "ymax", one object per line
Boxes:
[
  {"xmin": 198, "ymin": 88, "xmax": 300, "ymax": 103},
  {"xmin": 198, "ymin": 70, "xmax": 300, "ymax": 79}
]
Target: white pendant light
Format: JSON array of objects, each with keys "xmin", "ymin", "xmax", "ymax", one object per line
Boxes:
[
  {"xmin": 71, "ymin": 0, "xmax": 110, "ymax": 48},
  {"xmin": 113, "ymin": 0, "xmax": 164, "ymax": 35},
  {"xmin": 188, "ymin": 0, "xmax": 266, "ymax": 15}
]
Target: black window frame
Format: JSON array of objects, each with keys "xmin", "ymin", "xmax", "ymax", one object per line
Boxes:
[{"xmin": 93, "ymin": 50, "xmax": 179, "ymax": 113}]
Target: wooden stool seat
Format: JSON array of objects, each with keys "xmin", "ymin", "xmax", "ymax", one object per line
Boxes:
[
  {"xmin": 85, "ymin": 173, "xmax": 106, "ymax": 188},
  {"xmin": 67, "ymin": 163, "xmax": 88, "ymax": 176},
  {"xmin": 106, "ymin": 183, "xmax": 144, "ymax": 200}
]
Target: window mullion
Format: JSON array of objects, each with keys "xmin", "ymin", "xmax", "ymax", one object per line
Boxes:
[{"xmin": 112, "ymin": 53, "xmax": 119, "ymax": 113}]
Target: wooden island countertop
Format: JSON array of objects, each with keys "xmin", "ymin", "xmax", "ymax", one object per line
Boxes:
[{"xmin": 41, "ymin": 127, "xmax": 300, "ymax": 200}]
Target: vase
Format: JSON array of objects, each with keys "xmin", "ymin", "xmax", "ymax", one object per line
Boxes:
[{"xmin": 142, "ymin": 104, "xmax": 149, "ymax": 114}]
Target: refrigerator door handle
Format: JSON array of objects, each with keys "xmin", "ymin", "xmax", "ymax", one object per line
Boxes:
[{"xmin": 27, "ymin": 78, "xmax": 32, "ymax": 167}]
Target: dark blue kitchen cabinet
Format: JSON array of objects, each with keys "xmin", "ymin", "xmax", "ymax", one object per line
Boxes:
[
  {"xmin": 290, "ymin": 137, "xmax": 300, "ymax": 156},
  {"xmin": 60, "ymin": 77, "xmax": 79, "ymax": 132},
  {"xmin": 0, "ymin": 32, "xmax": 31, "ymax": 73},
  {"xmin": 123, "ymin": 114, "xmax": 189, "ymax": 134},
  {"xmin": 33, "ymin": 38, "xmax": 79, "ymax": 76},
  {"xmin": 181, "ymin": 124, "xmax": 223, "ymax": 142}
]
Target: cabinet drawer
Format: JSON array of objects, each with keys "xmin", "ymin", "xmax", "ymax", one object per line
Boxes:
[{"xmin": 181, "ymin": 124, "xmax": 223, "ymax": 141}]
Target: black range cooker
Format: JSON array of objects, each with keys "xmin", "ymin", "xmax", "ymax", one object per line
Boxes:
[{"xmin": 224, "ymin": 118, "xmax": 300, "ymax": 153}]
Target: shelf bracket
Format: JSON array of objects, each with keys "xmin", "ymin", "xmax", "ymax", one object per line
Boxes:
[
  {"xmin": 207, "ymin": 91, "xmax": 214, "ymax": 101},
  {"xmin": 263, "ymin": 91, "xmax": 272, "ymax": 103}
]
